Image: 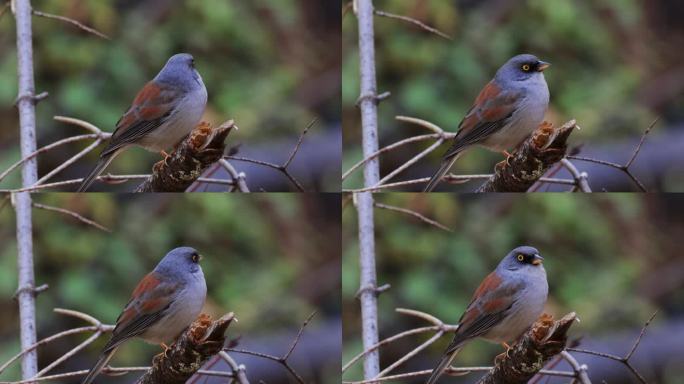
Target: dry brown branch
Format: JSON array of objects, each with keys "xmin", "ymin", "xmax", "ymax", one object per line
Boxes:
[
  {"xmin": 476, "ymin": 121, "xmax": 577, "ymax": 192},
  {"xmin": 566, "ymin": 118, "xmax": 658, "ymax": 192},
  {"xmin": 224, "ymin": 119, "xmax": 315, "ymax": 192},
  {"xmin": 344, "ymin": 115, "xmax": 657, "ymax": 192},
  {"xmin": 135, "ymin": 313, "xmax": 235, "ymax": 384},
  {"xmin": 0, "ymin": 175, "xmax": 234, "ymax": 193},
  {"xmin": 31, "ymin": 202, "xmax": 111, "ymax": 232},
  {"xmin": 134, "ymin": 120, "xmax": 236, "ymax": 192},
  {"xmin": 373, "ymin": 202, "xmax": 452, "ymax": 232},
  {"xmin": 225, "ymin": 311, "xmax": 316, "ymax": 384},
  {"xmin": 0, "ymin": 308, "xmax": 242, "ymax": 383},
  {"xmin": 476, "ymin": 313, "xmax": 577, "ymax": 384},
  {"xmin": 31, "ymin": 9, "xmax": 109, "ymax": 39},
  {"xmin": 342, "ymin": 308, "xmax": 459, "ymax": 379},
  {"xmin": 1, "ymin": 115, "xmax": 311, "ymax": 193},
  {"xmin": 566, "ymin": 310, "xmax": 658, "ymax": 384},
  {"xmin": 373, "ymin": 9, "xmax": 451, "ymax": 40},
  {"xmin": 342, "ymin": 309, "xmax": 656, "ymax": 384}
]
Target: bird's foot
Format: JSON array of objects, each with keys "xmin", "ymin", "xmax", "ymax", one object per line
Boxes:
[{"xmin": 494, "ymin": 342, "xmax": 512, "ymax": 363}]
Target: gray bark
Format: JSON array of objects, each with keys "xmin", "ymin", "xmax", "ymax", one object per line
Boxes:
[
  {"xmin": 355, "ymin": 0, "xmax": 382, "ymax": 381},
  {"xmin": 13, "ymin": 0, "xmax": 39, "ymax": 381}
]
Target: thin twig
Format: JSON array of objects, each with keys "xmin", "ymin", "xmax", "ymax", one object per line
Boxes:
[
  {"xmin": 218, "ymin": 351, "xmax": 250, "ymax": 384},
  {"xmin": 225, "ymin": 312, "xmax": 316, "ymax": 384},
  {"xmin": 223, "ymin": 120, "xmax": 313, "ymax": 192},
  {"xmin": 31, "ymin": 202, "xmax": 111, "ymax": 232},
  {"xmin": 283, "ymin": 118, "xmax": 315, "ymax": 169},
  {"xmin": 566, "ymin": 118, "xmax": 658, "ymax": 192},
  {"xmin": 283, "ymin": 311, "xmax": 316, "ymax": 361},
  {"xmin": 0, "ymin": 134, "xmax": 101, "ymax": 184},
  {"xmin": 218, "ymin": 159, "xmax": 249, "ymax": 192},
  {"xmin": 373, "ymin": 9, "xmax": 451, "ymax": 40},
  {"xmin": 560, "ymin": 351, "xmax": 591, "ymax": 384},
  {"xmin": 31, "ymin": 9, "xmax": 110, "ymax": 39},
  {"xmin": 560, "ymin": 158, "xmax": 591, "ymax": 192},
  {"xmin": 567, "ymin": 310, "xmax": 657, "ymax": 384},
  {"xmin": 1, "ymin": 175, "xmax": 234, "ymax": 193},
  {"xmin": 373, "ymin": 202, "xmax": 452, "ymax": 232}
]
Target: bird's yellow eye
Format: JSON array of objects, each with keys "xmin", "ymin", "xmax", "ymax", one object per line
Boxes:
[
  {"xmin": 192, "ymin": 253, "xmax": 201, "ymax": 263},
  {"xmin": 522, "ymin": 64, "xmax": 531, "ymax": 72},
  {"xmin": 517, "ymin": 254, "xmax": 525, "ymax": 262}
]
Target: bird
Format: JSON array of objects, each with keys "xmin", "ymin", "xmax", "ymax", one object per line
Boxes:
[
  {"xmin": 423, "ymin": 54, "xmax": 550, "ymax": 192},
  {"xmin": 424, "ymin": 246, "xmax": 548, "ymax": 384},
  {"xmin": 76, "ymin": 53, "xmax": 208, "ymax": 192},
  {"xmin": 81, "ymin": 247, "xmax": 207, "ymax": 384}
]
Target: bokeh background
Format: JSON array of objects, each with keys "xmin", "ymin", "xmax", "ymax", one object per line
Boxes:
[
  {"xmin": 342, "ymin": 0, "xmax": 684, "ymax": 191},
  {"xmin": 0, "ymin": 193, "xmax": 341, "ymax": 383},
  {"xmin": 342, "ymin": 194, "xmax": 684, "ymax": 383},
  {"xmin": 0, "ymin": 0, "xmax": 341, "ymax": 191}
]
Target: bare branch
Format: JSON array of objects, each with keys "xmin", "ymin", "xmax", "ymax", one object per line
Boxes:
[
  {"xmin": 566, "ymin": 118, "xmax": 658, "ymax": 192},
  {"xmin": 373, "ymin": 9, "xmax": 451, "ymax": 40},
  {"xmin": 31, "ymin": 202, "xmax": 111, "ymax": 232},
  {"xmin": 283, "ymin": 118, "xmax": 315, "ymax": 169},
  {"xmin": 217, "ymin": 159, "xmax": 250, "ymax": 192},
  {"xmin": 559, "ymin": 351, "xmax": 591, "ymax": 384},
  {"xmin": 475, "ymin": 313, "xmax": 577, "ymax": 384},
  {"xmin": 225, "ymin": 312, "xmax": 316, "ymax": 384},
  {"xmin": 31, "ymin": 9, "xmax": 110, "ymax": 40},
  {"xmin": 373, "ymin": 202, "xmax": 452, "ymax": 232},
  {"xmin": 567, "ymin": 310, "xmax": 658, "ymax": 384},
  {"xmin": 342, "ymin": 308, "xmax": 458, "ymax": 376},
  {"xmin": 135, "ymin": 313, "xmax": 235, "ymax": 384},
  {"xmin": 223, "ymin": 119, "xmax": 314, "ymax": 192},
  {"xmin": 1, "ymin": 175, "xmax": 234, "ymax": 193},
  {"xmin": 217, "ymin": 352, "xmax": 250, "ymax": 384},
  {"xmin": 560, "ymin": 158, "xmax": 592, "ymax": 192},
  {"xmin": 476, "ymin": 121, "xmax": 578, "ymax": 192},
  {"xmin": 135, "ymin": 120, "xmax": 236, "ymax": 192},
  {"xmin": 12, "ymin": 0, "xmax": 40, "ymax": 379}
]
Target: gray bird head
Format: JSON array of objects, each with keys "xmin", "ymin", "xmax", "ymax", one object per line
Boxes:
[
  {"xmin": 495, "ymin": 54, "xmax": 550, "ymax": 83},
  {"xmin": 498, "ymin": 246, "xmax": 544, "ymax": 271},
  {"xmin": 154, "ymin": 53, "xmax": 203, "ymax": 90},
  {"xmin": 154, "ymin": 246, "xmax": 204, "ymax": 278}
]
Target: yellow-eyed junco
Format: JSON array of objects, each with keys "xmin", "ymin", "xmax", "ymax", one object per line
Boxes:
[
  {"xmin": 423, "ymin": 54, "xmax": 550, "ymax": 191},
  {"xmin": 81, "ymin": 247, "xmax": 207, "ymax": 384},
  {"xmin": 77, "ymin": 53, "xmax": 208, "ymax": 192},
  {"xmin": 425, "ymin": 246, "xmax": 548, "ymax": 384}
]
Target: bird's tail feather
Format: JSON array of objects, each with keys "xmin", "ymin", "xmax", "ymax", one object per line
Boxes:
[
  {"xmin": 81, "ymin": 347, "xmax": 117, "ymax": 384},
  {"xmin": 76, "ymin": 151, "xmax": 119, "ymax": 192},
  {"xmin": 423, "ymin": 153, "xmax": 461, "ymax": 192},
  {"xmin": 424, "ymin": 346, "xmax": 462, "ymax": 384}
]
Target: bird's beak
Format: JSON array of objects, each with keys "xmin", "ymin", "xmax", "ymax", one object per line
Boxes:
[
  {"xmin": 536, "ymin": 61, "xmax": 551, "ymax": 72},
  {"xmin": 532, "ymin": 254, "xmax": 544, "ymax": 265}
]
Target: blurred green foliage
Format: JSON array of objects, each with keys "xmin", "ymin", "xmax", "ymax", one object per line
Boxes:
[
  {"xmin": 0, "ymin": 193, "xmax": 340, "ymax": 383},
  {"xmin": 342, "ymin": 194, "xmax": 684, "ymax": 382},
  {"xmin": 0, "ymin": 0, "xmax": 340, "ymax": 190},
  {"xmin": 342, "ymin": 0, "xmax": 684, "ymax": 188}
]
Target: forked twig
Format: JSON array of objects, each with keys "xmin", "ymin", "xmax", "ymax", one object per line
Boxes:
[
  {"xmin": 224, "ymin": 119, "xmax": 316, "ymax": 192},
  {"xmin": 225, "ymin": 311, "xmax": 317, "ymax": 384}
]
